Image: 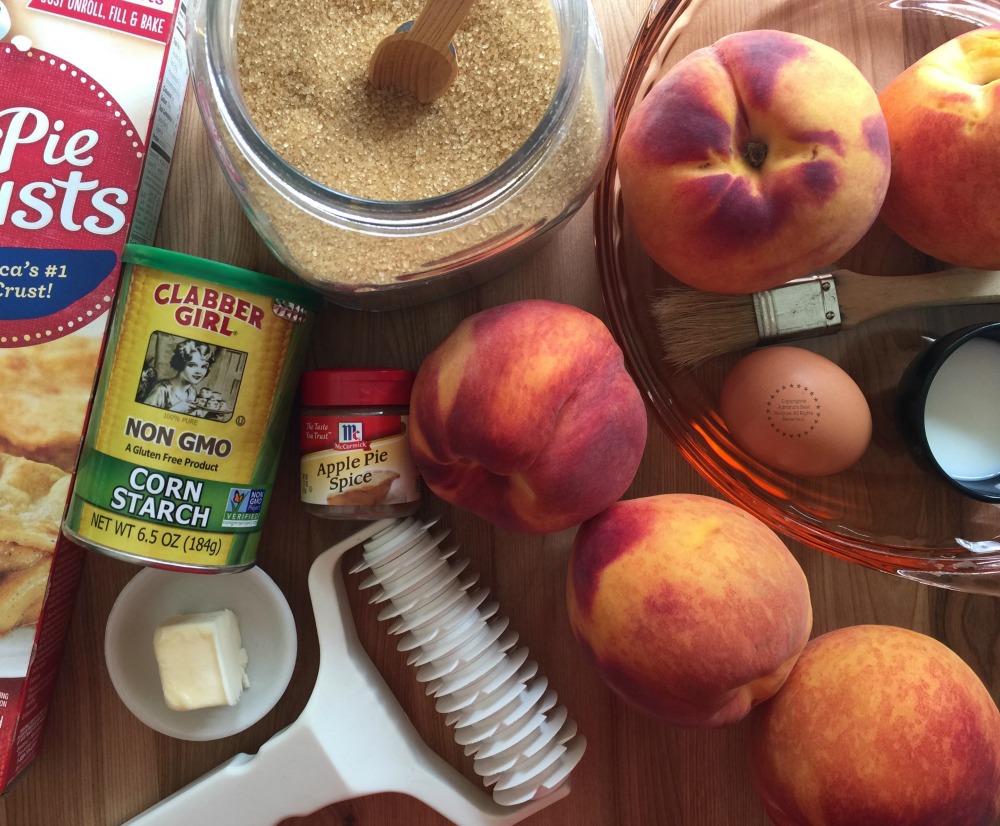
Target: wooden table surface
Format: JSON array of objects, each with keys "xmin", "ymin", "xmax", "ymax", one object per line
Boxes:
[{"xmin": 3, "ymin": 1, "xmax": 1000, "ymax": 824}]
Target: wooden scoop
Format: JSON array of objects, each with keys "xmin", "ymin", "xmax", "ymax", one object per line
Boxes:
[{"xmin": 368, "ymin": 0, "xmax": 477, "ymax": 102}]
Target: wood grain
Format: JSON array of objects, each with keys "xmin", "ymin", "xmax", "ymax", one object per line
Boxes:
[{"xmin": 1, "ymin": 1, "xmax": 998, "ymax": 825}]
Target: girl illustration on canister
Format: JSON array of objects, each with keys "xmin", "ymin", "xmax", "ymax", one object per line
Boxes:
[{"xmin": 142, "ymin": 339, "xmax": 217, "ymax": 415}]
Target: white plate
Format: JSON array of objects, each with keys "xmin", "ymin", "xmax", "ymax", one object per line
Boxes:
[{"xmin": 105, "ymin": 565, "xmax": 297, "ymax": 741}]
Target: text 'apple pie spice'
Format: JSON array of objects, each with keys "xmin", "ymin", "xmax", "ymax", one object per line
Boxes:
[{"xmin": 299, "ymin": 369, "xmax": 421, "ymax": 519}]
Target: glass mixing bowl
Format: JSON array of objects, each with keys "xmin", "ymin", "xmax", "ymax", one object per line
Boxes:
[
  {"xmin": 596, "ymin": 0, "xmax": 1000, "ymax": 593},
  {"xmin": 186, "ymin": 0, "xmax": 612, "ymax": 311}
]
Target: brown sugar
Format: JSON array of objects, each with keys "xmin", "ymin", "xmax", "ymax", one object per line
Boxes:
[
  {"xmin": 237, "ymin": 0, "xmax": 562, "ymax": 202},
  {"xmin": 222, "ymin": 0, "xmax": 608, "ymax": 298}
]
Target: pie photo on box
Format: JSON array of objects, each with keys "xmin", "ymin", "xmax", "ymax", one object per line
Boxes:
[
  {"xmin": 0, "ymin": 333, "xmax": 100, "ymax": 644},
  {"xmin": 0, "ymin": 453, "xmax": 71, "ymax": 637}
]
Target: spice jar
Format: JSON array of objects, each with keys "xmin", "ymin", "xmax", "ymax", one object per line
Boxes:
[
  {"xmin": 185, "ymin": 0, "xmax": 612, "ymax": 310},
  {"xmin": 299, "ymin": 369, "xmax": 420, "ymax": 519}
]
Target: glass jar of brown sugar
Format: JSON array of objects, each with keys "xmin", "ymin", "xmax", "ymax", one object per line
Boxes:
[
  {"xmin": 186, "ymin": 0, "xmax": 612, "ymax": 310},
  {"xmin": 299, "ymin": 369, "xmax": 421, "ymax": 520}
]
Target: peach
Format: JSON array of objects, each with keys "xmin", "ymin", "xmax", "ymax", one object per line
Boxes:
[
  {"xmin": 566, "ymin": 493, "xmax": 812, "ymax": 726},
  {"xmin": 408, "ymin": 299, "xmax": 647, "ymax": 534},
  {"xmin": 617, "ymin": 29, "xmax": 890, "ymax": 294},
  {"xmin": 750, "ymin": 625, "xmax": 1000, "ymax": 826},
  {"xmin": 878, "ymin": 27, "xmax": 1000, "ymax": 268}
]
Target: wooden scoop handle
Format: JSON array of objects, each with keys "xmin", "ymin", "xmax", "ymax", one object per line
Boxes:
[{"xmin": 408, "ymin": 0, "xmax": 477, "ymax": 52}]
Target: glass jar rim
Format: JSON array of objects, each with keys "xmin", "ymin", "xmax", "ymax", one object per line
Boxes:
[{"xmin": 190, "ymin": 0, "xmax": 593, "ymax": 231}]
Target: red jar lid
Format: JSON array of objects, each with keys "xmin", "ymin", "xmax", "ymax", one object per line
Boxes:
[{"xmin": 300, "ymin": 368, "xmax": 416, "ymax": 407}]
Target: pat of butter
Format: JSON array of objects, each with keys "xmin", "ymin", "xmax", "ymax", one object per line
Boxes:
[{"xmin": 153, "ymin": 609, "xmax": 250, "ymax": 712}]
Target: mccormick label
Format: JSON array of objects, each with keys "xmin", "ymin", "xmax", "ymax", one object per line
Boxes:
[
  {"xmin": 0, "ymin": 0, "xmax": 186, "ymax": 793},
  {"xmin": 300, "ymin": 413, "xmax": 420, "ymax": 509},
  {"xmin": 64, "ymin": 247, "xmax": 319, "ymax": 570}
]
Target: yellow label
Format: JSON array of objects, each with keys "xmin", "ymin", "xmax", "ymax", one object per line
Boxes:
[
  {"xmin": 96, "ymin": 269, "xmax": 293, "ymax": 482},
  {"xmin": 75, "ymin": 501, "xmax": 234, "ymax": 566}
]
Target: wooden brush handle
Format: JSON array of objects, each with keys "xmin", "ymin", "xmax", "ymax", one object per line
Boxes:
[{"xmin": 835, "ymin": 267, "xmax": 1000, "ymax": 329}]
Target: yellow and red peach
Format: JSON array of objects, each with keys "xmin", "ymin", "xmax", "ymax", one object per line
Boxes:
[
  {"xmin": 750, "ymin": 624, "xmax": 1000, "ymax": 826},
  {"xmin": 878, "ymin": 27, "xmax": 1000, "ymax": 268},
  {"xmin": 408, "ymin": 299, "xmax": 647, "ymax": 534},
  {"xmin": 566, "ymin": 493, "xmax": 812, "ymax": 726},
  {"xmin": 617, "ymin": 29, "xmax": 890, "ymax": 294}
]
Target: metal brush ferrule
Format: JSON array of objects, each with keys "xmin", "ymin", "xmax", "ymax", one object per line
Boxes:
[{"xmin": 752, "ymin": 275, "xmax": 842, "ymax": 343}]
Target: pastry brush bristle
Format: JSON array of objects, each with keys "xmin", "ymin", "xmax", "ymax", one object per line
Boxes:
[{"xmin": 652, "ymin": 286, "xmax": 761, "ymax": 369}]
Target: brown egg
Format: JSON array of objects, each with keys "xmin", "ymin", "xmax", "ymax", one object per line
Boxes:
[{"xmin": 720, "ymin": 346, "xmax": 872, "ymax": 476}]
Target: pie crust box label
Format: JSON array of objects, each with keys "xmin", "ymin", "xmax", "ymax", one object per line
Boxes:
[
  {"xmin": 0, "ymin": 0, "xmax": 187, "ymax": 792},
  {"xmin": 64, "ymin": 245, "xmax": 322, "ymax": 570}
]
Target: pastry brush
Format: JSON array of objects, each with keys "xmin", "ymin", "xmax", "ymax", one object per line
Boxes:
[{"xmin": 653, "ymin": 266, "xmax": 1000, "ymax": 368}]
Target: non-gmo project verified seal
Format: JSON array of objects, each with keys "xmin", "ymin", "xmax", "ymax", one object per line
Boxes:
[{"xmin": 222, "ymin": 487, "xmax": 265, "ymax": 528}]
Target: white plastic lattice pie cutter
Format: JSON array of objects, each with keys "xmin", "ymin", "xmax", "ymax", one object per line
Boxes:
[{"xmin": 125, "ymin": 516, "xmax": 586, "ymax": 825}]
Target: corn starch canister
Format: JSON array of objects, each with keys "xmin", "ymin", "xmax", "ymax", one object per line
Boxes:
[{"xmin": 63, "ymin": 245, "xmax": 321, "ymax": 571}]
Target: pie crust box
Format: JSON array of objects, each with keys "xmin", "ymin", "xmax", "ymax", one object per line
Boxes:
[{"xmin": 0, "ymin": 0, "xmax": 188, "ymax": 792}]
